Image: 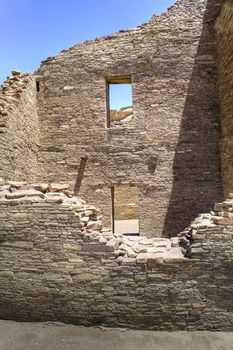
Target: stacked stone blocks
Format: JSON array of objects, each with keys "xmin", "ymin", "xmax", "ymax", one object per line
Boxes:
[{"xmin": 0, "ymin": 181, "xmax": 233, "ymax": 330}]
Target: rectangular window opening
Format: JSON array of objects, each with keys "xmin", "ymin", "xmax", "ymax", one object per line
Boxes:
[
  {"xmin": 106, "ymin": 76, "xmax": 133, "ymax": 128},
  {"xmin": 111, "ymin": 184, "xmax": 139, "ymax": 235}
]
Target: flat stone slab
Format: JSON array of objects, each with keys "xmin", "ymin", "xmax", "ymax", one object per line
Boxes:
[
  {"xmin": 114, "ymin": 219, "xmax": 139, "ymax": 234},
  {"xmin": 0, "ymin": 320, "xmax": 232, "ymax": 350}
]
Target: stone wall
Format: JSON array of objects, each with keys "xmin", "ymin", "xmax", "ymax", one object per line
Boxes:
[
  {"xmin": 0, "ymin": 72, "xmax": 39, "ymax": 183},
  {"xmin": 0, "ymin": 182, "xmax": 233, "ymax": 331},
  {"xmin": 216, "ymin": 0, "xmax": 233, "ymax": 197},
  {"xmin": 36, "ymin": 0, "xmax": 223, "ymax": 237}
]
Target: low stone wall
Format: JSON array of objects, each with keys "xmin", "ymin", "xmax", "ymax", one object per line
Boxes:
[
  {"xmin": 0, "ymin": 182, "xmax": 233, "ymax": 330},
  {"xmin": 0, "ymin": 72, "xmax": 39, "ymax": 183}
]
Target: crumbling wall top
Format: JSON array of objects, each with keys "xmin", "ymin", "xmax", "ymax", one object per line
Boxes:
[{"xmin": 37, "ymin": 0, "xmax": 218, "ymax": 70}]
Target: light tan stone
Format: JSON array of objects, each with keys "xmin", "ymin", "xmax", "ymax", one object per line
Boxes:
[
  {"xmin": 2, "ymin": 241, "xmax": 33, "ymax": 249},
  {"xmin": 49, "ymin": 183, "xmax": 70, "ymax": 192},
  {"xmin": 8, "ymin": 181, "xmax": 28, "ymax": 189},
  {"xmin": 63, "ymin": 244, "xmax": 82, "ymax": 251},
  {"xmin": 31, "ymin": 183, "xmax": 49, "ymax": 192},
  {"xmin": 45, "ymin": 196, "xmax": 63, "ymax": 204}
]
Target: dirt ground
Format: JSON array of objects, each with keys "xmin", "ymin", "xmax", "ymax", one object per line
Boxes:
[{"xmin": 0, "ymin": 320, "xmax": 232, "ymax": 350}]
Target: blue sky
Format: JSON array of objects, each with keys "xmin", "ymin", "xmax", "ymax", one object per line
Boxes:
[
  {"xmin": 0, "ymin": 0, "xmax": 176, "ymax": 108},
  {"xmin": 110, "ymin": 85, "xmax": 133, "ymax": 111}
]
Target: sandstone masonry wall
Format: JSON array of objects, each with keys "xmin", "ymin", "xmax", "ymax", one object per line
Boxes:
[
  {"xmin": 36, "ymin": 0, "xmax": 223, "ymax": 237},
  {"xmin": 0, "ymin": 73, "xmax": 39, "ymax": 183},
  {"xmin": 216, "ymin": 0, "xmax": 233, "ymax": 197},
  {"xmin": 0, "ymin": 0, "xmax": 232, "ymax": 333},
  {"xmin": 0, "ymin": 182, "xmax": 233, "ymax": 330}
]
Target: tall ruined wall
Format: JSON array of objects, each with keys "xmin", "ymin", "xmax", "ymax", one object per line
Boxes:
[
  {"xmin": 36, "ymin": 0, "xmax": 223, "ymax": 237},
  {"xmin": 0, "ymin": 72, "xmax": 39, "ymax": 182},
  {"xmin": 216, "ymin": 0, "xmax": 233, "ymax": 197},
  {"xmin": 0, "ymin": 182, "xmax": 233, "ymax": 330}
]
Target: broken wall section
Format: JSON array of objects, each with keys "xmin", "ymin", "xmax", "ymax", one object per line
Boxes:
[
  {"xmin": 0, "ymin": 182, "xmax": 233, "ymax": 330},
  {"xmin": 216, "ymin": 0, "xmax": 233, "ymax": 197},
  {"xmin": 0, "ymin": 72, "xmax": 40, "ymax": 183}
]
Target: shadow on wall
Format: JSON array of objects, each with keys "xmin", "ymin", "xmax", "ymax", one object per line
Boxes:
[{"xmin": 163, "ymin": 0, "xmax": 223, "ymax": 237}]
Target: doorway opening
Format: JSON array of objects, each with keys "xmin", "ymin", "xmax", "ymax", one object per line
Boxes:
[{"xmin": 111, "ymin": 184, "xmax": 139, "ymax": 235}]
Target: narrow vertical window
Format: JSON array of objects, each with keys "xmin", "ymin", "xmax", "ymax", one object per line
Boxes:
[{"xmin": 106, "ymin": 76, "xmax": 133, "ymax": 128}]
